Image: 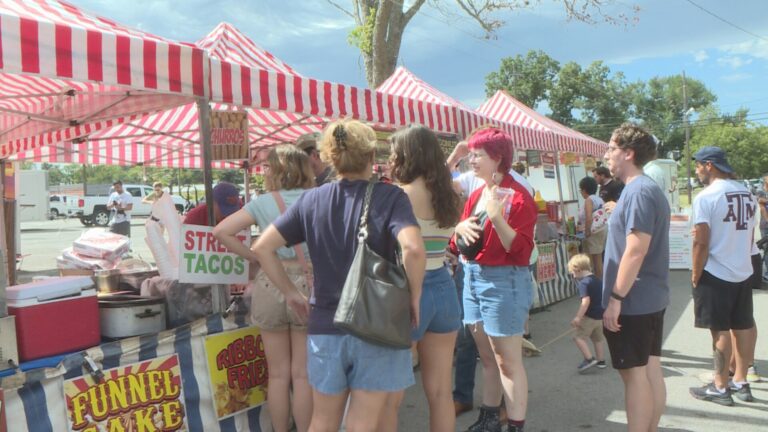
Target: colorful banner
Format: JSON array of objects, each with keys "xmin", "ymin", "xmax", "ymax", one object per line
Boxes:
[
  {"xmin": 536, "ymin": 242, "xmax": 557, "ymax": 283},
  {"xmin": 179, "ymin": 224, "xmax": 250, "ymax": 284},
  {"xmin": 204, "ymin": 327, "xmax": 268, "ymax": 420},
  {"xmin": 210, "ymin": 110, "xmax": 249, "ymax": 160},
  {"xmin": 63, "ymin": 354, "xmax": 187, "ymax": 432}
]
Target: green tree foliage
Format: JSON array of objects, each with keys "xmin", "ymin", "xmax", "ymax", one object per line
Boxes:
[
  {"xmin": 485, "ymin": 50, "xmax": 719, "ymax": 146},
  {"xmin": 485, "ymin": 50, "xmax": 559, "ymax": 108},
  {"xmin": 688, "ymin": 115, "xmax": 768, "ymax": 179}
]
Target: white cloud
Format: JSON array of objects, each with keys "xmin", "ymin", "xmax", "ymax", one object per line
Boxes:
[
  {"xmin": 693, "ymin": 50, "xmax": 709, "ymax": 62},
  {"xmin": 716, "ymin": 56, "xmax": 753, "ymax": 69},
  {"xmin": 720, "ymin": 39, "xmax": 768, "ymax": 60},
  {"xmin": 721, "ymin": 73, "xmax": 752, "ymax": 82}
]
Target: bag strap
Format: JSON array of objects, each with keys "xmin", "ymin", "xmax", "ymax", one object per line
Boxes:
[
  {"xmin": 271, "ymin": 192, "xmax": 313, "ymax": 289},
  {"xmin": 357, "ymin": 182, "xmax": 375, "ymax": 241}
]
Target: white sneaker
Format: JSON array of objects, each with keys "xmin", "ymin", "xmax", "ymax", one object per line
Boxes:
[{"xmin": 747, "ymin": 366, "xmax": 762, "ymax": 383}]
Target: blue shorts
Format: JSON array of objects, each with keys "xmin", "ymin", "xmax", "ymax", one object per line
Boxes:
[
  {"xmin": 412, "ymin": 266, "xmax": 462, "ymax": 341},
  {"xmin": 307, "ymin": 334, "xmax": 415, "ymax": 394},
  {"xmin": 463, "ymin": 263, "xmax": 533, "ymax": 337}
]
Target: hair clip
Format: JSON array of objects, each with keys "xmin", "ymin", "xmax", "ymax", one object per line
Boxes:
[{"xmin": 333, "ymin": 124, "xmax": 348, "ymax": 149}]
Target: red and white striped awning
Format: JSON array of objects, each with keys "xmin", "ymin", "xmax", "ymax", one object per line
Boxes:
[
  {"xmin": 478, "ymin": 90, "xmax": 607, "ymax": 157},
  {"xmin": 0, "ymin": 0, "xmax": 206, "ymax": 158},
  {"xmin": 375, "ymin": 67, "xmax": 553, "ymax": 150}
]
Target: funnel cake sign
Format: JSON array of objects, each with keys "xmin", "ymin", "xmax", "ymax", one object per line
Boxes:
[{"xmin": 64, "ymin": 354, "xmax": 187, "ymax": 432}]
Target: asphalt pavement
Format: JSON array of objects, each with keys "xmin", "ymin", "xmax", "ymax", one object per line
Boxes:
[{"xmin": 16, "ymin": 219, "xmax": 768, "ymax": 431}]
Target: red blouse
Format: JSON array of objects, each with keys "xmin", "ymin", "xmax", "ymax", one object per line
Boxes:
[{"xmin": 450, "ymin": 173, "xmax": 537, "ymax": 266}]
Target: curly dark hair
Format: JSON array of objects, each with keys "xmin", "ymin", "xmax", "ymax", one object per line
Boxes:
[
  {"xmin": 579, "ymin": 176, "xmax": 598, "ymax": 195},
  {"xmin": 611, "ymin": 123, "xmax": 657, "ymax": 167},
  {"xmin": 389, "ymin": 125, "xmax": 461, "ymax": 229}
]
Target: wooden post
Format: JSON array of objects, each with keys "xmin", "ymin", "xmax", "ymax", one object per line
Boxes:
[{"xmin": 196, "ymin": 99, "xmax": 215, "ymax": 226}]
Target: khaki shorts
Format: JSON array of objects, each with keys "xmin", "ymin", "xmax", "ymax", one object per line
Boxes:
[
  {"xmin": 575, "ymin": 316, "xmax": 604, "ymax": 342},
  {"xmin": 249, "ymin": 261, "xmax": 312, "ymax": 330},
  {"xmin": 583, "ymin": 228, "xmax": 607, "ymax": 255}
]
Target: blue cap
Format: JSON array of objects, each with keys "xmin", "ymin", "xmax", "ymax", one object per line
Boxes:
[
  {"xmin": 213, "ymin": 182, "xmax": 241, "ymax": 217},
  {"xmin": 693, "ymin": 146, "xmax": 733, "ymax": 174}
]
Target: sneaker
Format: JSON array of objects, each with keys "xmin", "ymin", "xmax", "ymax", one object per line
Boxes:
[
  {"xmin": 596, "ymin": 360, "xmax": 607, "ymax": 369},
  {"xmin": 728, "ymin": 381, "xmax": 754, "ymax": 402},
  {"xmin": 747, "ymin": 366, "xmax": 762, "ymax": 383},
  {"xmin": 577, "ymin": 358, "xmax": 598, "ymax": 373},
  {"xmin": 689, "ymin": 383, "xmax": 734, "ymax": 406}
]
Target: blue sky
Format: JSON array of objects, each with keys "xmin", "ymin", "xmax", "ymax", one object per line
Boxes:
[{"xmin": 75, "ymin": 0, "xmax": 768, "ymax": 123}]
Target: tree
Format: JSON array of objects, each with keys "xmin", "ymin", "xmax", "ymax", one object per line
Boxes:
[
  {"xmin": 689, "ymin": 118, "xmax": 768, "ymax": 179},
  {"xmin": 329, "ymin": 0, "xmax": 639, "ymax": 88},
  {"xmin": 485, "ymin": 50, "xmax": 559, "ymax": 108},
  {"xmin": 631, "ymin": 75, "xmax": 716, "ymax": 155}
]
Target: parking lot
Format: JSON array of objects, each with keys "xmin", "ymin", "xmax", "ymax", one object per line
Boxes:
[{"xmin": 18, "ymin": 217, "xmax": 157, "ymax": 276}]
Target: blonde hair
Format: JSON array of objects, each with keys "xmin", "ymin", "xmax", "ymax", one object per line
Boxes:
[
  {"xmin": 152, "ymin": 181, "xmax": 163, "ymax": 188},
  {"xmin": 568, "ymin": 254, "xmax": 593, "ymax": 273},
  {"xmin": 264, "ymin": 145, "xmax": 315, "ymax": 191},
  {"xmin": 319, "ymin": 119, "xmax": 376, "ymax": 175}
]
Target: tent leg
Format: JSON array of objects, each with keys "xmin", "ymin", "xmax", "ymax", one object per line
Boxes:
[
  {"xmin": 554, "ymin": 141, "xmax": 567, "ymax": 225},
  {"xmin": 196, "ymin": 99, "xmax": 215, "ymax": 226}
]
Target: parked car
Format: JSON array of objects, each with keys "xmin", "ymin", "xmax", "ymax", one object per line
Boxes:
[
  {"xmin": 48, "ymin": 195, "xmax": 67, "ymax": 219},
  {"xmin": 69, "ymin": 184, "xmax": 186, "ymax": 227}
]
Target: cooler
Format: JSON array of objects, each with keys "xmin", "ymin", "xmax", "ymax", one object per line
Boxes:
[{"xmin": 7, "ymin": 276, "xmax": 99, "ymax": 361}]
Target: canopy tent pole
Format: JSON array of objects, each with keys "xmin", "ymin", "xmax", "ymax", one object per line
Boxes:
[
  {"xmin": 197, "ymin": 98, "xmax": 215, "ymax": 226},
  {"xmin": 554, "ymin": 139, "xmax": 567, "ymax": 226},
  {"xmin": 0, "ymin": 161, "xmax": 8, "ymax": 313},
  {"xmin": 243, "ymin": 161, "xmax": 251, "ymax": 203}
]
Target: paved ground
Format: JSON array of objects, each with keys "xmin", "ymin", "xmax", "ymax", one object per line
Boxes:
[{"xmin": 16, "ymin": 219, "xmax": 768, "ymax": 431}]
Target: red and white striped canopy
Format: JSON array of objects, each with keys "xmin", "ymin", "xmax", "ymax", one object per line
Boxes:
[
  {"xmin": 376, "ymin": 67, "xmax": 553, "ymax": 150},
  {"xmin": 0, "ymin": 0, "xmax": 208, "ymax": 158},
  {"xmin": 478, "ymin": 90, "xmax": 607, "ymax": 157}
]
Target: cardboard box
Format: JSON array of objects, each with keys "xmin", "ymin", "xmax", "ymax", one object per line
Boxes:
[{"xmin": 59, "ymin": 268, "xmax": 95, "ymax": 277}]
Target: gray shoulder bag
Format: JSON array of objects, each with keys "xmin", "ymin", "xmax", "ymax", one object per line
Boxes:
[{"xmin": 333, "ymin": 182, "xmax": 412, "ymax": 349}]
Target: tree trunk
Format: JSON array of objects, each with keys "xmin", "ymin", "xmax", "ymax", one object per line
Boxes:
[{"xmin": 364, "ymin": 0, "xmax": 424, "ymax": 89}]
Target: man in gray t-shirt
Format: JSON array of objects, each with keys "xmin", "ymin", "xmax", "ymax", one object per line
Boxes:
[{"xmin": 601, "ymin": 123, "xmax": 670, "ymax": 432}]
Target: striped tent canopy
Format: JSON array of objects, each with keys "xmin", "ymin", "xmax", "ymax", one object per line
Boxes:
[
  {"xmin": 477, "ymin": 90, "xmax": 607, "ymax": 157},
  {"xmin": 12, "ymin": 22, "xmax": 327, "ymax": 168},
  {"xmin": 376, "ymin": 67, "xmax": 554, "ymax": 151},
  {"xmin": 0, "ymin": 0, "xmax": 208, "ymax": 158},
  {"xmin": 17, "ymin": 24, "xmax": 522, "ymax": 168}
]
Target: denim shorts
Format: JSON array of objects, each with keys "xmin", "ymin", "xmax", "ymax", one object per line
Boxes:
[
  {"xmin": 463, "ymin": 263, "xmax": 533, "ymax": 337},
  {"xmin": 307, "ymin": 334, "xmax": 415, "ymax": 394},
  {"xmin": 412, "ymin": 266, "xmax": 462, "ymax": 341}
]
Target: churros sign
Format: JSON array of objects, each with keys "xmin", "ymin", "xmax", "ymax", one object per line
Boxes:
[
  {"xmin": 210, "ymin": 110, "xmax": 249, "ymax": 160},
  {"xmin": 64, "ymin": 354, "xmax": 187, "ymax": 432},
  {"xmin": 205, "ymin": 327, "xmax": 268, "ymax": 419}
]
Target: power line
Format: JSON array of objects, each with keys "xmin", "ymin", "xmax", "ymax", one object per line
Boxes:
[{"xmin": 682, "ymin": 0, "xmax": 768, "ymax": 43}]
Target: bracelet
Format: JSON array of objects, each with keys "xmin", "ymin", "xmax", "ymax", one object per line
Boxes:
[{"xmin": 610, "ymin": 291, "xmax": 625, "ymax": 302}]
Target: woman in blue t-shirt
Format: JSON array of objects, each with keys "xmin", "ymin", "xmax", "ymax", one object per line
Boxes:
[
  {"xmin": 214, "ymin": 145, "xmax": 315, "ymax": 432},
  {"xmin": 252, "ymin": 120, "xmax": 426, "ymax": 431}
]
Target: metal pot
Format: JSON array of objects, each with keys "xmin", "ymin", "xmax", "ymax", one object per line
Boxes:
[
  {"xmin": 98, "ymin": 295, "xmax": 166, "ymax": 338},
  {"xmin": 93, "ymin": 269, "xmax": 121, "ymax": 294}
]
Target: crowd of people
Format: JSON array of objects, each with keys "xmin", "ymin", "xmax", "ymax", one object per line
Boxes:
[{"xmin": 200, "ymin": 119, "xmax": 764, "ymax": 432}]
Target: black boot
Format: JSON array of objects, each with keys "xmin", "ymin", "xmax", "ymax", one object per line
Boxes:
[
  {"xmin": 504, "ymin": 423, "xmax": 524, "ymax": 432},
  {"xmin": 466, "ymin": 405, "xmax": 501, "ymax": 432}
]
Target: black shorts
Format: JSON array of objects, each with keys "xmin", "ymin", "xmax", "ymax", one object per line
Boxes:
[
  {"xmin": 750, "ymin": 254, "xmax": 761, "ymax": 290},
  {"xmin": 603, "ymin": 309, "xmax": 664, "ymax": 370},
  {"xmin": 110, "ymin": 221, "xmax": 131, "ymax": 237},
  {"xmin": 693, "ymin": 270, "xmax": 754, "ymax": 331}
]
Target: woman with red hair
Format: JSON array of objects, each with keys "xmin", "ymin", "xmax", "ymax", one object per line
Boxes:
[{"xmin": 451, "ymin": 127, "xmax": 538, "ymax": 432}]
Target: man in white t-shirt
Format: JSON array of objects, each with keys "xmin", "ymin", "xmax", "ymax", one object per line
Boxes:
[
  {"xmin": 689, "ymin": 146, "xmax": 757, "ymax": 405},
  {"xmin": 107, "ymin": 180, "xmax": 133, "ymax": 237}
]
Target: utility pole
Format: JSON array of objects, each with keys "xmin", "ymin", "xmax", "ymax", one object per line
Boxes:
[{"xmin": 682, "ymin": 71, "xmax": 692, "ymax": 205}]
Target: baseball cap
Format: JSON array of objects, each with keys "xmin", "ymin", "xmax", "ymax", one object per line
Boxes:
[
  {"xmin": 295, "ymin": 132, "xmax": 321, "ymax": 153},
  {"xmin": 213, "ymin": 182, "xmax": 242, "ymax": 218},
  {"xmin": 693, "ymin": 146, "xmax": 734, "ymax": 174}
]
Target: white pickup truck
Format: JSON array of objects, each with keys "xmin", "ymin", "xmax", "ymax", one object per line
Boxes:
[{"xmin": 68, "ymin": 184, "xmax": 186, "ymax": 227}]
